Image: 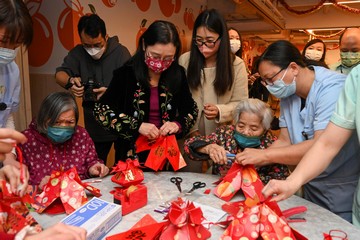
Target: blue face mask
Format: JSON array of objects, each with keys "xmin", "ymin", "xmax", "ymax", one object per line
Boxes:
[
  {"xmin": 47, "ymin": 126, "xmax": 74, "ymax": 143},
  {"xmin": 266, "ymin": 67, "xmax": 296, "ymax": 99},
  {"xmin": 0, "ymin": 47, "xmax": 18, "ymax": 65},
  {"xmin": 233, "ymin": 131, "xmax": 261, "ymax": 148}
]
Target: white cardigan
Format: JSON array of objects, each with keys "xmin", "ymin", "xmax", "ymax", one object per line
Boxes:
[{"xmin": 179, "ymin": 52, "xmax": 248, "ymax": 136}]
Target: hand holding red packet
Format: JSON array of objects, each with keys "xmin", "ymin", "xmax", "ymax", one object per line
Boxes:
[
  {"xmin": 33, "ymin": 167, "xmax": 101, "ymax": 214},
  {"xmin": 135, "ymin": 135, "xmax": 187, "ymax": 171},
  {"xmin": 0, "ymin": 180, "xmax": 42, "ymax": 235}
]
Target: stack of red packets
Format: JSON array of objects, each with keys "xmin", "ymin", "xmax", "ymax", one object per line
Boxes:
[
  {"xmin": 135, "ymin": 135, "xmax": 187, "ymax": 171},
  {"xmin": 110, "ymin": 159, "xmax": 147, "ymax": 215},
  {"xmin": 107, "ymin": 198, "xmax": 212, "ymax": 240},
  {"xmin": 33, "ymin": 167, "xmax": 101, "ymax": 214}
]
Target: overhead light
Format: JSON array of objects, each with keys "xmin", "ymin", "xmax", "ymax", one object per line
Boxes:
[
  {"xmin": 324, "ymin": 1, "xmax": 360, "ymax": 5},
  {"xmin": 304, "ymin": 28, "xmax": 345, "ymax": 32}
]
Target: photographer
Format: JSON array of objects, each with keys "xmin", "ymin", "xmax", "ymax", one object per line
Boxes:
[{"xmin": 55, "ymin": 14, "xmax": 131, "ymax": 166}]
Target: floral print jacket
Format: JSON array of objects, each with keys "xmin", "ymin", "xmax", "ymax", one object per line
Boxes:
[
  {"xmin": 94, "ymin": 64, "xmax": 198, "ymax": 158},
  {"xmin": 184, "ymin": 124, "xmax": 290, "ymax": 184}
]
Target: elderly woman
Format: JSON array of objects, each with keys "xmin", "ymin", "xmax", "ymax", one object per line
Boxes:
[
  {"xmin": 20, "ymin": 92, "xmax": 109, "ymax": 188},
  {"xmin": 184, "ymin": 98, "xmax": 289, "ymax": 183}
]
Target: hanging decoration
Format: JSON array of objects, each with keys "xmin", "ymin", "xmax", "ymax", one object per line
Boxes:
[
  {"xmin": 303, "ymin": 29, "xmax": 345, "ymax": 39},
  {"xmin": 278, "ymin": 0, "xmax": 360, "ymax": 15},
  {"xmin": 278, "ymin": 0, "xmax": 327, "ymax": 15}
]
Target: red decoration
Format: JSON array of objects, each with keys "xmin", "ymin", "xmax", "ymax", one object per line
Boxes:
[
  {"xmin": 221, "ymin": 199, "xmax": 308, "ymax": 240},
  {"xmin": 33, "ymin": 167, "xmax": 101, "ymax": 214},
  {"xmin": 279, "ymin": 0, "xmax": 360, "ymax": 15},
  {"xmin": 111, "ymin": 159, "xmax": 144, "ymax": 187},
  {"xmin": 214, "ymin": 163, "xmax": 264, "ymax": 203},
  {"xmin": 160, "ymin": 198, "xmax": 212, "ymax": 240},
  {"xmin": 135, "ymin": 135, "xmax": 187, "ymax": 171},
  {"xmin": 0, "ymin": 180, "xmax": 42, "ymax": 235},
  {"xmin": 111, "ymin": 185, "xmax": 147, "ymax": 215},
  {"xmin": 106, "ymin": 214, "xmax": 167, "ymax": 240}
]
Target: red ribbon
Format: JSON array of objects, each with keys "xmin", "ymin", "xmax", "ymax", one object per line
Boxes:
[{"xmin": 135, "ymin": 135, "xmax": 186, "ymax": 171}]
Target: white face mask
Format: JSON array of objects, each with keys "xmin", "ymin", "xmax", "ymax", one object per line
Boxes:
[
  {"xmin": 266, "ymin": 67, "xmax": 297, "ymax": 98},
  {"xmin": 84, "ymin": 46, "xmax": 106, "ymax": 60},
  {"xmin": 0, "ymin": 47, "xmax": 18, "ymax": 65},
  {"xmin": 230, "ymin": 39, "xmax": 241, "ymax": 54},
  {"xmin": 305, "ymin": 49, "xmax": 323, "ymax": 61}
]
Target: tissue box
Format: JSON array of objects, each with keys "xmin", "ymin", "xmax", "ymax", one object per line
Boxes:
[
  {"xmin": 113, "ymin": 184, "xmax": 147, "ymax": 215},
  {"xmin": 61, "ymin": 197, "xmax": 121, "ymax": 240}
]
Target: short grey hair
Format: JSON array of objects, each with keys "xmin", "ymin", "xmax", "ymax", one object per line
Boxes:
[
  {"xmin": 36, "ymin": 92, "xmax": 79, "ymax": 134},
  {"xmin": 233, "ymin": 98, "xmax": 273, "ymax": 131}
]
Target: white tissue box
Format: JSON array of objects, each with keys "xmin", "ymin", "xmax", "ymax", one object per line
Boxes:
[{"xmin": 61, "ymin": 197, "xmax": 122, "ymax": 240}]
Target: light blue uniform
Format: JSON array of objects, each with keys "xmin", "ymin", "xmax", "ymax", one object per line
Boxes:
[
  {"xmin": 0, "ymin": 61, "xmax": 20, "ymax": 127},
  {"xmin": 331, "ymin": 64, "xmax": 360, "ymax": 225},
  {"xmin": 279, "ymin": 66, "xmax": 360, "ymax": 222}
]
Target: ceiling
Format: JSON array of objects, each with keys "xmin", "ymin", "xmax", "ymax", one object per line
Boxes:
[{"xmin": 208, "ymin": 0, "xmax": 360, "ymax": 43}]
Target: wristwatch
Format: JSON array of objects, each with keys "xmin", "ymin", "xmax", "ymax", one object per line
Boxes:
[{"xmin": 64, "ymin": 77, "xmax": 74, "ymax": 90}]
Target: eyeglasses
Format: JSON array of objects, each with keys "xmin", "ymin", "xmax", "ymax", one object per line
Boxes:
[
  {"xmin": 262, "ymin": 67, "xmax": 286, "ymax": 86},
  {"xmin": 146, "ymin": 51, "xmax": 175, "ymax": 61},
  {"xmin": 193, "ymin": 37, "xmax": 220, "ymax": 48},
  {"xmin": 323, "ymin": 229, "xmax": 348, "ymax": 240}
]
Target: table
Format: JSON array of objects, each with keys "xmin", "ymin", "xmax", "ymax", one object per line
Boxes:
[{"xmin": 32, "ymin": 172, "xmax": 360, "ymax": 239}]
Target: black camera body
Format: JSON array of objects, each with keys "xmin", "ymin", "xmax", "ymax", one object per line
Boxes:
[{"xmin": 83, "ymin": 77, "xmax": 101, "ymax": 102}]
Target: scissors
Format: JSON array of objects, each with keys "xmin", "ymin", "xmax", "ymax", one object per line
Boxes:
[
  {"xmin": 170, "ymin": 177, "xmax": 183, "ymax": 193},
  {"xmin": 186, "ymin": 181, "xmax": 206, "ymax": 194}
]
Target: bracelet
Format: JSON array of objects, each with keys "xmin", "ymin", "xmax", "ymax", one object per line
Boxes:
[{"xmin": 64, "ymin": 77, "xmax": 74, "ymax": 90}]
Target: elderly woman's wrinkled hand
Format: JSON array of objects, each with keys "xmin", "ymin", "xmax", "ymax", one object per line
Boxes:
[
  {"xmin": 235, "ymin": 148, "xmax": 267, "ymax": 166},
  {"xmin": 89, "ymin": 163, "xmax": 109, "ymax": 178},
  {"xmin": 262, "ymin": 178, "xmax": 301, "ymax": 202},
  {"xmin": 205, "ymin": 144, "xmax": 227, "ymax": 165}
]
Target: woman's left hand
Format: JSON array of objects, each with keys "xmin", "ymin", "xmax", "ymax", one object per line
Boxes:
[
  {"xmin": 160, "ymin": 121, "xmax": 180, "ymax": 136},
  {"xmin": 89, "ymin": 163, "xmax": 109, "ymax": 177},
  {"xmin": 235, "ymin": 148, "xmax": 268, "ymax": 166}
]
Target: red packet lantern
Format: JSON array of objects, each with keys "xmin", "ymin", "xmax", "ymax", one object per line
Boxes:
[
  {"xmin": 0, "ymin": 180, "xmax": 42, "ymax": 235},
  {"xmin": 221, "ymin": 199, "xmax": 308, "ymax": 240},
  {"xmin": 214, "ymin": 163, "xmax": 264, "ymax": 203},
  {"xmin": 111, "ymin": 159, "xmax": 144, "ymax": 187},
  {"xmin": 33, "ymin": 167, "xmax": 101, "ymax": 214},
  {"xmin": 160, "ymin": 198, "xmax": 212, "ymax": 240}
]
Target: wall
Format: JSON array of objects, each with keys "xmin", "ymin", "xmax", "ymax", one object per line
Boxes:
[{"xmin": 27, "ymin": 0, "xmax": 207, "ymax": 124}]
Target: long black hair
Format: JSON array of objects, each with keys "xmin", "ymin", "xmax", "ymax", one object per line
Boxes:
[
  {"xmin": 130, "ymin": 20, "xmax": 182, "ymax": 90},
  {"xmin": 187, "ymin": 9, "xmax": 234, "ymax": 96},
  {"xmin": 301, "ymin": 39, "xmax": 328, "ymax": 68},
  {"xmin": 257, "ymin": 40, "xmax": 307, "ymax": 70}
]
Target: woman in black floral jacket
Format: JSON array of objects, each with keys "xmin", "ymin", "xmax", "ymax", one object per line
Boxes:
[
  {"xmin": 184, "ymin": 98, "xmax": 289, "ymax": 184},
  {"xmin": 94, "ymin": 21, "xmax": 198, "ymax": 165}
]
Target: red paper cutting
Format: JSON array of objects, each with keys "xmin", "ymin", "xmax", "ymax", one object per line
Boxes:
[
  {"xmin": 33, "ymin": 167, "xmax": 101, "ymax": 214},
  {"xmin": 135, "ymin": 135, "xmax": 187, "ymax": 171}
]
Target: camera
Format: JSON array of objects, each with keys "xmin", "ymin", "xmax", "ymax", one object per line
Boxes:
[{"xmin": 83, "ymin": 77, "xmax": 101, "ymax": 102}]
